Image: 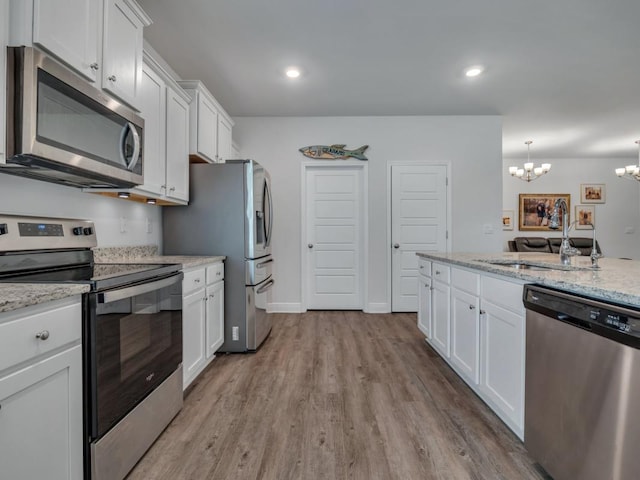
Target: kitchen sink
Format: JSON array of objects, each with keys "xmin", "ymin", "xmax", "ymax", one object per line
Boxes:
[{"xmin": 479, "ymin": 260, "xmax": 586, "ymax": 271}]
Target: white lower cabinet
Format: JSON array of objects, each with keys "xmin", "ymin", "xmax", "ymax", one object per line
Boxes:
[
  {"xmin": 181, "ymin": 261, "xmax": 225, "ymax": 390},
  {"xmin": 0, "ymin": 298, "xmax": 83, "ymax": 480},
  {"xmin": 416, "ymin": 259, "xmax": 525, "ymax": 439},
  {"xmin": 182, "ymin": 286, "xmax": 207, "ymax": 387}
]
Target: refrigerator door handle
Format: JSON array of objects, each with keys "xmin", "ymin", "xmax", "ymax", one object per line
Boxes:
[{"xmin": 265, "ymin": 179, "xmax": 273, "ymax": 248}]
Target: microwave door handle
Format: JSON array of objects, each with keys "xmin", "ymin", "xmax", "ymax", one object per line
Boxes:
[{"xmin": 119, "ymin": 122, "xmax": 141, "ymax": 171}]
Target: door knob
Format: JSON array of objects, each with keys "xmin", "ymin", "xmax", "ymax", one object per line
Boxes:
[
  {"xmin": 393, "ymin": 244, "xmax": 400, "ymax": 249},
  {"xmin": 308, "ymin": 244, "xmax": 313, "ymax": 248}
]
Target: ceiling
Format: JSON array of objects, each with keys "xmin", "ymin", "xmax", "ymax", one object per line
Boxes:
[{"xmin": 138, "ymin": 0, "xmax": 640, "ymax": 160}]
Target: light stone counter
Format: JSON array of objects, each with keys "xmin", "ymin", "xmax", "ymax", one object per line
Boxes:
[
  {"xmin": 0, "ymin": 283, "xmax": 89, "ymax": 313},
  {"xmin": 417, "ymin": 252, "xmax": 640, "ymax": 307},
  {"xmin": 93, "ymin": 245, "xmax": 225, "ymax": 268}
]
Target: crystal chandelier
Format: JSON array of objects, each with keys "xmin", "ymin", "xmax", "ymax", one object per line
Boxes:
[
  {"xmin": 615, "ymin": 140, "xmax": 640, "ymax": 181},
  {"xmin": 508, "ymin": 141, "xmax": 551, "ymax": 182}
]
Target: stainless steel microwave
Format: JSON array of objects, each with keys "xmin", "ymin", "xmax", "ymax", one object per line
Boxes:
[{"xmin": 4, "ymin": 47, "xmax": 144, "ymax": 188}]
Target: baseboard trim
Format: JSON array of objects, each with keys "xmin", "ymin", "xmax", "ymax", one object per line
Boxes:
[
  {"xmin": 268, "ymin": 302, "xmax": 305, "ymax": 313},
  {"xmin": 365, "ymin": 303, "xmax": 391, "ymax": 314}
]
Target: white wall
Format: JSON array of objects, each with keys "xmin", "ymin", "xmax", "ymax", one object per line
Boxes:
[
  {"xmin": 502, "ymin": 157, "xmax": 640, "ymax": 259},
  {"xmin": 0, "ymin": 174, "xmax": 162, "ymax": 247},
  {"xmin": 234, "ymin": 116, "xmax": 503, "ymax": 312}
]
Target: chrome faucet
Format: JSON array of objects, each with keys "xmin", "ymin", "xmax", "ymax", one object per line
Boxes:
[
  {"xmin": 587, "ymin": 221, "xmax": 602, "ymax": 269},
  {"xmin": 548, "ymin": 198, "xmax": 579, "ymax": 265}
]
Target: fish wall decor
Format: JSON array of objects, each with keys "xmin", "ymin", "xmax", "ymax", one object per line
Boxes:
[{"xmin": 298, "ymin": 144, "xmax": 369, "ymax": 161}]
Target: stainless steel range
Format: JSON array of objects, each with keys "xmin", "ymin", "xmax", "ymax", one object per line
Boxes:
[{"xmin": 0, "ymin": 214, "xmax": 183, "ymax": 480}]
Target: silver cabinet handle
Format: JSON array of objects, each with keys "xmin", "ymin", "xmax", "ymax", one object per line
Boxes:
[
  {"xmin": 209, "ymin": 294, "xmax": 215, "ymax": 299},
  {"xmin": 479, "ymin": 309, "xmax": 486, "ymax": 315},
  {"xmin": 35, "ymin": 330, "xmax": 50, "ymax": 341},
  {"xmin": 170, "ymin": 186, "xmax": 176, "ymax": 192},
  {"xmin": 469, "ymin": 305, "xmax": 476, "ymax": 310},
  {"xmin": 308, "ymin": 244, "xmax": 313, "ymax": 249},
  {"xmin": 194, "ymin": 278, "xmax": 201, "ymax": 283},
  {"xmin": 419, "ymin": 265, "xmax": 424, "ymax": 269},
  {"xmin": 393, "ymin": 244, "xmax": 400, "ymax": 249},
  {"xmin": 108, "ymin": 75, "xmax": 117, "ymax": 82},
  {"xmin": 90, "ymin": 62, "xmax": 99, "ymax": 71},
  {"xmin": 160, "ymin": 185, "xmax": 167, "ymax": 190},
  {"xmin": 216, "ymin": 271, "xmax": 221, "ymax": 276},
  {"xmin": 435, "ymin": 270, "xmax": 441, "ymax": 275}
]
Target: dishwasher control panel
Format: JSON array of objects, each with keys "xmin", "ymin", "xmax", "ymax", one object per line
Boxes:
[{"xmin": 524, "ymin": 285, "xmax": 640, "ymax": 348}]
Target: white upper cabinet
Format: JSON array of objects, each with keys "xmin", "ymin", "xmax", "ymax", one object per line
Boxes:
[
  {"xmin": 101, "ymin": 0, "xmax": 149, "ymax": 109},
  {"xmin": 178, "ymin": 80, "xmax": 234, "ymax": 164},
  {"xmin": 32, "ymin": 0, "xmax": 100, "ymax": 82},
  {"xmin": 9, "ymin": 0, "xmax": 151, "ymax": 110},
  {"xmin": 165, "ymin": 85, "xmax": 190, "ymax": 202},
  {"xmin": 138, "ymin": 62, "xmax": 166, "ymax": 196}
]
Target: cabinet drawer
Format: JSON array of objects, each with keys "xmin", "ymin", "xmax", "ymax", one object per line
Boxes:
[
  {"xmin": 432, "ymin": 263, "xmax": 451, "ymax": 284},
  {"xmin": 0, "ymin": 301, "xmax": 81, "ymax": 372},
  {"xmin": 418, "ymin": 258, "xmax": 431, "ymax": 278},
  {"xmin": 452, "ymin": 268, "xmax": 480, "ymax": 295},
  {"xmin": 206, "ymin": 262, "xmax": 224, "ymax": 284},
  {"xmin": 183, "ymin": 268, "xmax": 205, "ymax": 294},
  {"xmin": 481, "ymin": 276, "xmax": 524, "ymax": 313}
]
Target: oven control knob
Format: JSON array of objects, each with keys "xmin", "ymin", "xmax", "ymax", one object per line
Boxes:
[
  {"xmin": 72, "ymin": 227, "xmax": 84, "ymax": 236},
  {"xmin": 83, "ymin": 227, "xmax": 93, "ymax": 236}
]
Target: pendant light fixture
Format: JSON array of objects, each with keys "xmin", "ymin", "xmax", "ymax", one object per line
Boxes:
[
  {"xmin": 508, "ymin": 141, "xmax": 551, "ymax": 182},
  {"xmin": 615, "ymin": 140, "xmax": 640, "ymax": 181}
]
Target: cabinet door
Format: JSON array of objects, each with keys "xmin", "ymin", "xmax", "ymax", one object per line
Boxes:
[
  {"xmin": 165, "ymin": 87, "xmax": 190, "ymax": 202},
  {"xmin": 450, "ymin": 287, "xmax": 480, "ymax": 385},
  {"xmin": 205, "ymin": 281, "xmax": 225, "ymax": 358},
  {"xmin": 417, "ymin": 276, "xmax": 432, "ymax": 338},
  {"xmin": 196, "ymin": 94, "xmax": 218, "ymax": 162},
  {"xmin": 431, "ymin": 280, "xmax": 450, "ymax": 357},
  {"xmin": 479, "ymin": 299, "xmax": 524, "ymax": 433},
  {"xmin": 217, "ymin": 116, "xmax": 232, "ymax": 162},
  {"xmin": 102, "ymin": 0, "xmax": 145, "ymax": 109},
  {"xmin": 32, "ymin": 0, "xmax": 100, "ymax": 82},
  {"xmin": 138, "ymin": 62, "xmax": 166, "ymax": 195},
  {"xmin": 182, "ymin": 288, "xmax": 206, "ymax": 389},
  {"xmin": 0, "ymin": 345, "xmax": 83, "ymax": 480}
]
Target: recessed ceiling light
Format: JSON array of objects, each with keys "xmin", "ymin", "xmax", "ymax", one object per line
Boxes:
[
  {"xmin": 117, "ymin": 192, "xmax": 130, "ymax": 199},
  {"xmin": 465, "ymin": 66, "xmax": 484, "ymax": 77},
  {"xmin": 285, "ymin": 67, "xmax": 301, "ymax": 79}
]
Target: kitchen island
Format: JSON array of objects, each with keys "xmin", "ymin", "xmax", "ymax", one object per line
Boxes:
[
  {"xmin": 417, "ymin": 251, "xmax": 640, "ymax": 307},
  {"xmin": 414, "ymin": 251, "xmax": 640, "ymax": 441}
]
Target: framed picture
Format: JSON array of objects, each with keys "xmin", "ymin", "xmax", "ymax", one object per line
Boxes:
[
  {"xmin": 518, "ymin": 193, "xmax": 570, "ymax": 231},
  {"xmin": 580, "ymin": 184, "xmax": 605, "ymax": 203},
  {"xmin": 575, "ymin": 205, "xmax": 595, "ymax": 230},
  {"xmin": 502, "ymin": 210, "xmax": 514, "ymax": 230}
]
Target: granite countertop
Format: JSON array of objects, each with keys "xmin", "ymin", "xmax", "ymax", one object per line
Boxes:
[
  {"xmin": 0, "ymin": 283, "xmax": 89, "ymax": 314},
  {"xmin": 93, "ymin": 245, "xmax": 225, "ymax": 268},
  {"xmin": 417, "ymin": 251, "xmax": 640, "ymax": 308}
]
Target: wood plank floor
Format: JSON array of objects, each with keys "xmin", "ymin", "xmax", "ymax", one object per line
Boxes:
[{"xmin": 127, "ymin": 311, "xmax": 546, "ymax": 480}]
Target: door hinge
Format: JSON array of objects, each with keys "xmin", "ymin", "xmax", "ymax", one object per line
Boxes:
[
  {"xmin": 445, "ymin": 177, "xmax": 448, "ymax": 186},
  {"xmin": 446, "ymin": 230, "xmax": 449, "ymax": 239}
]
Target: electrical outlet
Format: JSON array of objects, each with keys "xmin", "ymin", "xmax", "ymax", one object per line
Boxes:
[
  {"xmin": 232, "ymin": 326, "xmax": 239, "ymax": 341},
  {"xmin": 146, "ymin": 217, "xmax": 152, "ymax": 233},
  {"xmin": 625, "ymin": 226, "xmax": 635, "ymax": 234},
  {"xmin": 120, "ymin": 217, "xmax": 127, "ymax": 233},
  {"xmin": 483, "ymin": 223, "xmax": 494, "ymax": 234}
]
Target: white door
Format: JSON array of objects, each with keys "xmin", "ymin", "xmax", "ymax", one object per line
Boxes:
[
  {"xmin": 305, "ymin": 166, "xmax": 364, "ymax": 310},
  {"xmin": 391, "ymin": 164, "xmax": 447, "ymax": 311}
]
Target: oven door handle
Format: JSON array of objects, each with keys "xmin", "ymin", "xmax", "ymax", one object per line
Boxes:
[{"xmin": 98, "ymin": 273, "xmax": 183, "ymax": 304}]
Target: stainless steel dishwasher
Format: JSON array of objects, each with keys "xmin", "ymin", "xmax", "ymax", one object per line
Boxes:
[{"xmin": 524, "ymin": 285, "xmax": 640, "ymax": 480}]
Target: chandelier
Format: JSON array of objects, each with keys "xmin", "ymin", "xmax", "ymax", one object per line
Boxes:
[
  {"xmin": 615, "ymin": 140, "xmax": 640, "ymax": 181},
  {"xmin": 508, "ymin": 141, "xmax": 551, "ymax": 182}
]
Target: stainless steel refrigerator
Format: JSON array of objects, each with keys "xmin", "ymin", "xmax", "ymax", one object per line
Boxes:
[{"xmin": 163, "ymin": 160, "xmax": 274, "ymax": 352}]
